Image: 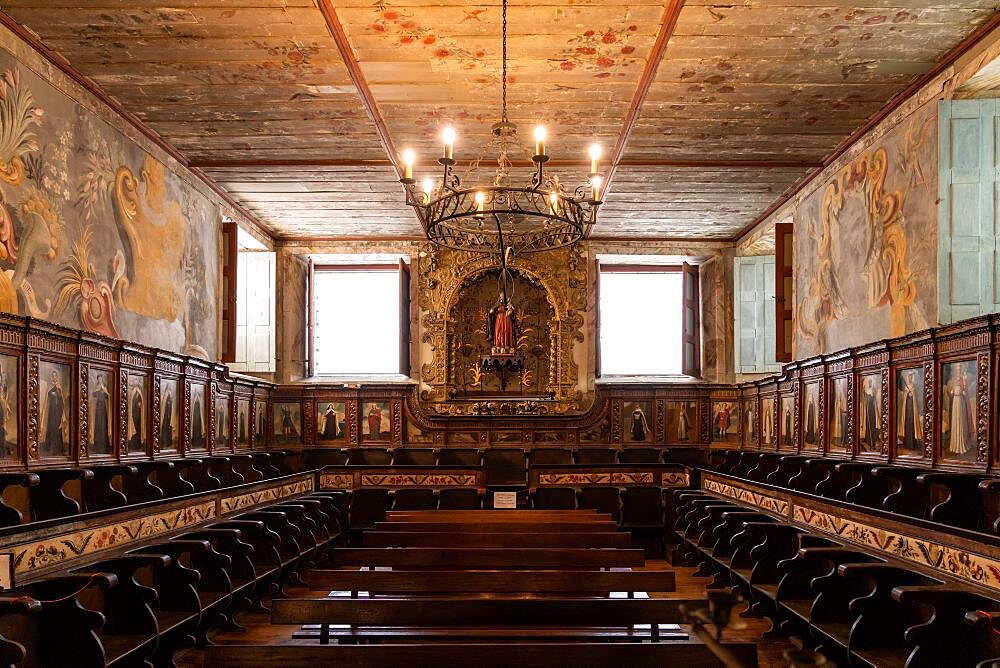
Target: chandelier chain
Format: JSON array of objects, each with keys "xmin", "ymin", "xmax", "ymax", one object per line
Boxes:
[{"xmin": 501, "ymin": 0, "xmax": 508, "ymax": 124}]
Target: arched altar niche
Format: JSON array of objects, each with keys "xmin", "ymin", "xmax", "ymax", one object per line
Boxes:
[
  {"xmin": 448, "ymin": 268, "xmax": 555, "ymax": 398},
  {"xmin": 416, "ymin": 243, "xmax": 587, "ymax": 416}
]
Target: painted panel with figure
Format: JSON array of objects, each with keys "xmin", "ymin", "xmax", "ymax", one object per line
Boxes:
[
  {"xmin": 743, "ymin": 400, "xmax": 757, "ymax": 448},
  {"xmin": 895, "ymin": 368, "xmax": 925, "ymax": 457},
  {"xmin": 711, "ymin": 401, "xmax": 738, "ymax": 443},
  {"xmin": 802, "ymin": 382, "xmax": 820, "ymax": 448},
  {"xmin": 87, "ymin": 367, "xmax": 113, "ymax": 456},
  {"xmin": 761, "ymin": 397, "xmax": 776, "ymax": 449},
  {"xmin": 316, "ymin": 401, "xmax": 346, "ymax": 444},
  {"xmin": 274, "ymin": 402, "xmax": 301, "ymax": 445},
  {"xmin": 779, "ymin": 396, "xmax": 795, "ymax": 449},
  {"xmin": 236, "ymin": 399, "xmax": 250, "ymax": 447},
  {"xmin": 828, "ymin": 377, "xmax": 851, "ymax": 452},
  {"xmin": 362, "ymin": 401, "xmax": 390, "ymax": 442},
  {"xmin": 255, "ymin": 403, "xmax": 266, "ymax": 445},
  {"xmin": 0, "ymin": 355, "xmax": 16, "ymax": 459},
  {"xmin": 0, "ymin": 55, "xmax": 218, "ymax": 358},
  {"xmin": 126, "ymin": 372, "xmax": 147, "ymax": 455},
  {"xmin": 940, "ymin": 360, "xmax": 977, "ymax": 463},
  {"xmin": 39, "ymin": 361, "xmax": 71, "ymax": 458},
  {"xmin": 858, "ymin": 373, "xmax": 883, "ymax": 454},
  {"xmin": 623, "ymin": 401, "xmax": 653, "ymax": 444},
  {"xmin": 189, "ymin": 383, "xmax": 207, "ymax": 451},
  {"xmin": 665, "ymin": 401, "xmax": 696, "ymax": 444},
  {"xmin": 213, "ymin": 396, "xmax": 230, "ymax": 449},
  {"xmin": 158, "ymin": 378, "xmax": 178, "ymax": 452},
  {"xmin": 795, "ymin": 103, "xmax": 937, "ymax": 359}
]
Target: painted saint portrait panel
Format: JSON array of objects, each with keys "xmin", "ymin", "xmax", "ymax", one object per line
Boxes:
[
  {"xmin": 236, "ymin": 399, "xmax": 250, "ymax": 447},
  {"xmin": 711, "ymin": 401, "xmax": 738, "ymax": 443},
  {"xmin": 189, "ymin": 383, "xmax": 207, "ymax": 451},
  {"xmin": 779, "ymin": 396, "xmax": 795, "ymax": 449},
  {"xmin": 88, "ymin": 367, "xmax": 114, "ymax": 456},
  {"xmin": 743, "ymin": 400, "xmax": 758, "ymax": 447},
  {"xmin": 828, "ymin": 377, "xmax": 850, "ymax": 451},
  {"xmin": 274, "ymin": 402, "xmax": 301, "ymax": 445},
  {"xmin": 895, "ymin": 368, "xmax": 925, "ymax": 456},
  {"xmin": 214, "ymin": 396, "xmax": 230, "ymax": 449},
  {"xmin": 316, "ymin": 401, "xmax": 346, "ymax": 444},
  {"xmin": 623, "ymin": 401, "xmax": 653, "ymax": 443},
  {"xmin": 802, "ymin": 382, "xmax": 820, "ymax": 448},
  {"xmin": 858, "ymin": 373, "xmax": 882, "ymax": 453},
  {"xmin": 255, "ymin": 402, "xmax": 266, "ymax": 445},
  {"xmin": 760, "ymin": 397, "xmax": 776, "ymax": 449},
  {"xmin": 126, "ymin": 372, "xmax": 147, "ymax": 455},
  {"xmin": 159, "ymin": 378, "xmax": 179, "ymax": 452},
  {"xmin": 39, "ymin": 361, "xmax": 71, "ymax": 458},
  {"xmin": 362, "ymin": 401, "xmax": 390, "ymax": 442},
  {"xmin": 0, "ymin": 355, "xmax": 17, "ymax": 459},
  {"xmin": 665, "ymin": 402, "xmax": 697, "ymax": 444},
  {"xmin": 940, "ymin": 360, "xmax": 978, "ymax": 463}
]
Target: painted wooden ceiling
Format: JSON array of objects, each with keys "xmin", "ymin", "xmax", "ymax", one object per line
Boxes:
[{"xmin": 1, "ymin": 1, "xmax": 997, "ymax": 240}]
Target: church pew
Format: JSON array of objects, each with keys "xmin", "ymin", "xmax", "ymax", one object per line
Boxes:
[
  {"xmin": 385, "ymin": 509, "xmax": 609, "ymax": 520},
  {"xmin": 307, "ymin": 568, "xmax": 676, "ymax": 595},
  {"xmin": 362, "ymin": 530, "xmax": 631, "ymax": 548},
  {"xmin": 330, "ymin": 547, "xmax": 646, "ymax": 569},
  {"xmin": 81, "ymin": 464, "xmax": 137, "ymax": 512},
  {"xmin": 206, "ymin": 641, "xmax": 759, "ymax": 668},
  {"xmin": 0, "ymin": 471, "xmax": 39, "ymax": 526},
  {"xmin": 373, "ymin": 519, "xmax": 620, "ymax": 532},
  {"xmin": 0, "ymin": 595, "xmax": 41, "ymax": 665},
  {"xmin": 918, "ymin": 472, "xmax": 999, "ymax": 533},
  {"xmin": 28, "ymin": 467, "xmax": 94, "ymax": 521},
  {"xmin": 120, "ymin": 461, "xmax": 172, "ymax": 503}
]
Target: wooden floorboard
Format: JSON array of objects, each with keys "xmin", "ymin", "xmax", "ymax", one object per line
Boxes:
[{"xmin": 175, "ymin": 563, "xmax": 797, "ymax": 667}]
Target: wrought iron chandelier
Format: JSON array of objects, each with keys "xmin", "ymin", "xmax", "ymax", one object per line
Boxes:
[{"xmin": 399, "ymin": 0, "xmax": 603, "ymax": 255}]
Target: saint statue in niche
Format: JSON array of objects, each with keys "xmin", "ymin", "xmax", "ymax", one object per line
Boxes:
[{"xmin": 487, "ymin": 294, "xmax": 518, "ymax": 355}]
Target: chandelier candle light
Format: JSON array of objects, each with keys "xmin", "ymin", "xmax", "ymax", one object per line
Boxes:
[{"xmin": 399, "ymin": 0, "xmax": 603, "ymax": 256}]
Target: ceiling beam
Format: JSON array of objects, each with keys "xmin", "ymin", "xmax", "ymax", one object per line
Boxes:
[
  {"xmin": 732, "ymin": 9, "xmax": 1000, "ymax": 244},
  {"xmin": 0, "ymin": 10, "xmax": 273, "ymax": 241},
  {"xmin": 587, "ymin": 0, "xmax": 686, "ymax": 237},
  {"xmin": 316, "ymin": 0, "xmax": 402, "ymax": 181},
  {"xmin": 192, "ymin": 157, "xmax": 817, "ymax": 170}
]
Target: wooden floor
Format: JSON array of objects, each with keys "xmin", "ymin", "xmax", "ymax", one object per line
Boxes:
[{"xmin": 176, "ymin": 562, "xmax": 797, "ymax": 667}]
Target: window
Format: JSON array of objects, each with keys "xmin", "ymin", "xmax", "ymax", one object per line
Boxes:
[
  {"xmin": 734, "ymin": 255, "xmax": 780, "ymax": 374},
  {"xmin": 226, "ymin": 225, "xmax": 276, "ymax": 373},
  {"xmin": 597, "ymin": 262, "xmax": 699, "ymax": 377},
  {"xmin": 309, "ymin": 260, "xmax": 410, "ymax": 376}
]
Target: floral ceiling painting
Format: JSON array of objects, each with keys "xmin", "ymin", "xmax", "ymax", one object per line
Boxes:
[
  {"xmin": 794, "ymin": 102, "xmax": 937, "ymax": 359},
  {"xmin": 0, "ymin": 54, "xmax": 218, "ymax": 358}
]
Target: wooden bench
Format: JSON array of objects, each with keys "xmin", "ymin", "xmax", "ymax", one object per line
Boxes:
[
  {"xmin": 207, "ymin": 641, "xmax": 759, "ymax": 667},
  {"xmin": 362, "ymin": 531, "xmax": 630, "ymax": 548},
  {"xmin": 331, "ymin": 546, "xmax": 646, "ymax": 569},
  {"xmin": 373, "ymin": 520, "xmax": 620, "ymax": 532},
  {"xmin": 308, "ymin": 568, "xmax": 675, "ymax": 595}
]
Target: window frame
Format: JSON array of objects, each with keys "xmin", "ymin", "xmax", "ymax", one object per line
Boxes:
[
  {"xmin": 596, "ymin": 262, "xmax": 699, "ymax": 378},
  {"xmin": 307, "ymin": 261, "xmax": 411, "ymax": 377}
]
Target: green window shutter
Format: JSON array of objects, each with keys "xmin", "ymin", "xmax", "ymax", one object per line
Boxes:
[
  {"xmin": 734, "ymin": 256, "xmax": 778, "ymax": 374},
  {"xmin": 939, "ymin": 99, "xmax": 1000, "ymax": 323}
]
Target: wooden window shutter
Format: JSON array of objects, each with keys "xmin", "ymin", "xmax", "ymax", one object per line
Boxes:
[
  {"xmin": 399, "ymin": 258, "xmax": 411, "ymax": 376},
  {"xmin": 775, "ymin": 223, "xmax": 794, "ymax": 362},
  {"xmin": 594, "ymin": 258, "xmax": 602, "ymax": 379},
  {"xmin": 220, "ymin": 220, "xmax": 237, "ymax": 363},
  {"xmin": 307, "ymin": 258, "xmax": 316, "ymax": 378},
  {"xmin": 681, "ymin": 262, "xmax": 700, "ymax": 377}
]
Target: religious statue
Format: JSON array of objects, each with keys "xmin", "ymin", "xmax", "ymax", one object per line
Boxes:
[{"xmin": 487, "ymin": 293, "xmax": 518, "ymax": 355}]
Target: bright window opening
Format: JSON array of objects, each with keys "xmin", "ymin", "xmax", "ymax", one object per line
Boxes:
[
  {"xmin": 599, "ymin": 270, "xmax": 684, "ymax": 376},
  {"xmin": 313, "ymin": 269, "xmax": 400, "ymax": 375}
]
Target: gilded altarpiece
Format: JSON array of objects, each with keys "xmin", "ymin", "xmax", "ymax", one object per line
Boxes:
[{"xmin": 417, "ymin": 244, "xmax": 587, "ymax": 417}]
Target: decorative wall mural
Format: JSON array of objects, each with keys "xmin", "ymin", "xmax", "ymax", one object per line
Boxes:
[
  {"xmin": 895, "ymin": 367, "xmax": 924, "ymax": 455},
  {"xmin": 273, "ymin": 402, "xmax": 301, "ymax": 445},
  {"xmin": 858, "ymin": 372, "xmax": 883, "ymax": 453},
  {"xmin": 316, "ymin": 400, "xmax": 346, "ymax": 444},
  {"xmin": 158, "ymin": 378, "xmax": 178, "ymax": 452},
  {"xmin": 87, "ymin": 367, "xmax": 113, "ymax": 456},
  {"xmin": 0, "ymin": 56, "xmax": 219, "ymax": 357},
  {"xmin": 0, "ymin": 355, "xmax": 17, "ymax": 459},
  {"xmin": 795, "ymin": 104, "xmax": 936, "ymax": 359},
  {"xmin": 189, "ymin": 383, "xmax": 206, "ymax": 451},
  {"xmin": 363, "ymin": 401, "xmax": 390, "ymax": 442},
  {"xmin": 39, "ymin": 361, "xmax": 70, "ymax": 458},
  {"xmin": 126, "ymin": 372, "xmax": 146, "ymax": 454},
  {"xmin": 828, "ymin": 376, "xmax": 850, "ymax": 451},
  {"xmin": 711, "ymin": 400, "xmax": 737, "ymax": 443},
  {"xmin": 940, "ymin": 359, "xmax": 977, "ymax": 462}
]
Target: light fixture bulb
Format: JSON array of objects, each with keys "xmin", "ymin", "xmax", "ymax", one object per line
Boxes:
[
  {"xmin": 442, "ymin": 127, "xmax": 457, "ymax": 144},
  {"xmin": 422, "ymin": 178, "xmax": 434, "ymax": 195},
  {"xmin": 589, "ymin": 144, "xmax": 602, "ymax": 160},
  {"xmin": 591, "ymin": 175, "xmax": 603, "ymax": 189},
  {"xmin": 402, "ymin": 149, "xmax": 415, "ymax": 166},
  {"xmin": 534, "ymin": 126, "xmax": 547, "ymax": 142},
  {"xmin": 475, "ymin": 191, "xmax": 486, "ymax": 205}
]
